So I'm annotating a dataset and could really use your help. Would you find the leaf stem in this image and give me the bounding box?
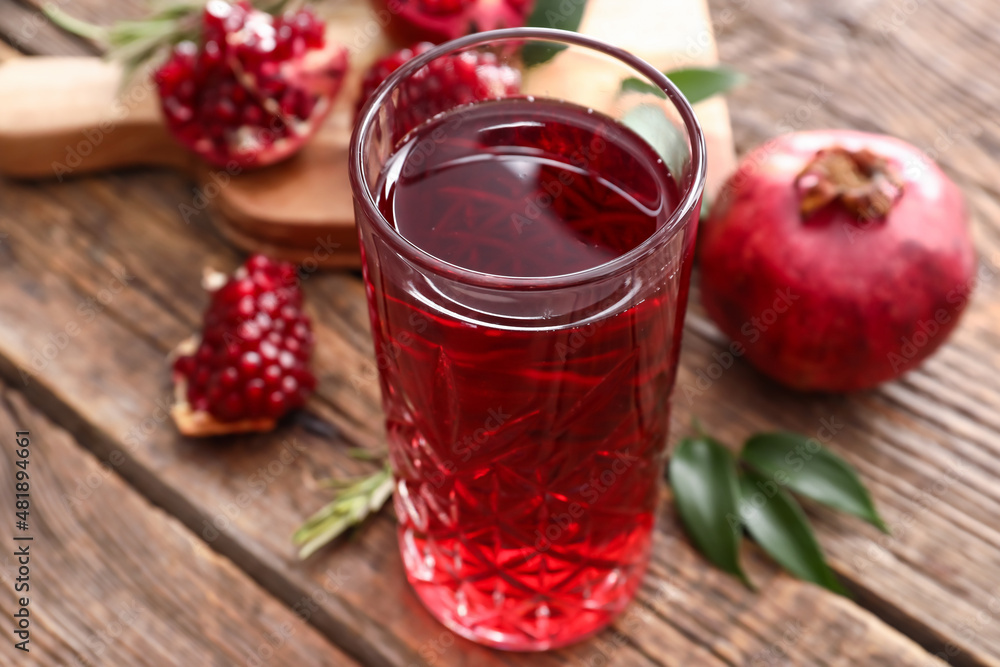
[44,5,107,43]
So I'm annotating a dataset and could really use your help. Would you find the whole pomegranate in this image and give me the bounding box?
[699,130,976,392]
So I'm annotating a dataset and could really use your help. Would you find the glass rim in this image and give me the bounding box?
[349,27,707,291]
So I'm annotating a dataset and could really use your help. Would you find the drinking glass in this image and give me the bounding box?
[350,27,705,650]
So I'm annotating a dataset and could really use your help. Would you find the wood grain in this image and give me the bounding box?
[0,0,735,265]
[0,167,946,666]
[686,0,1000,663]
[0,382,357,666]
[0,0,996,665]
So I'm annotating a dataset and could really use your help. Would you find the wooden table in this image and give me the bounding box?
[1,0,998,665]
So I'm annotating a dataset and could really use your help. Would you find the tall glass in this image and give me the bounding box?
[350,28,705,650]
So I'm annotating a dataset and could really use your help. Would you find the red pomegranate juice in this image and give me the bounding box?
[365,99,689,649]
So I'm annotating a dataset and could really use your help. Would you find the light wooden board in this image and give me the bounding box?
[0,0,735,265]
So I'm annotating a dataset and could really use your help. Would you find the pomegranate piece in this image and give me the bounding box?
[355,42,520,140]
[699,130,976,392]
[154,0,348,168]
[171,255,317,436]
[375,0,533,43]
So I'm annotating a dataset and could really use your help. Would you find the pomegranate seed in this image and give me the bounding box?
[265,391,287,418]
[173,255,316,423]
[240,351,262,375]
[153,1,347,168]
[355,43,520,140]
[263,365,283,385]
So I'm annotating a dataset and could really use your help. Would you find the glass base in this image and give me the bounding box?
[400,527,649,651]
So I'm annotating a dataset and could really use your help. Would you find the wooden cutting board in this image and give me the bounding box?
[0,0,734,267]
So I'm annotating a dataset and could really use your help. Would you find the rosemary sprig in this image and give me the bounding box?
[45,2,202,84]
[43,0,311,86]
[293,462,394,559]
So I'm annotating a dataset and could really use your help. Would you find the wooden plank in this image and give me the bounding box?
[698,0,1000,664]
[704,2,1000,665]
[0,383,358,666]
[0,0,995,665]
[0,169,946,666]
[1,0,736,265]
[0,0,95,56]
[0,37,19,61]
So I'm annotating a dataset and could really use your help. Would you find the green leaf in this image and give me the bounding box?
[522,0,588,67]
[293,463,394,559]
[698,193,713,223]
[741,432,889,533]
[622,104,687,175]
[669,437,751,587]
[621,66,746,105]
[620,78,665,98]
[737,470,849,596]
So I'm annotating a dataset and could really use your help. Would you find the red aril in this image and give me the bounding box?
[699,130,976,392]
[355,43,520,141]
[172,254,317,436]
[155,0,348,168]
